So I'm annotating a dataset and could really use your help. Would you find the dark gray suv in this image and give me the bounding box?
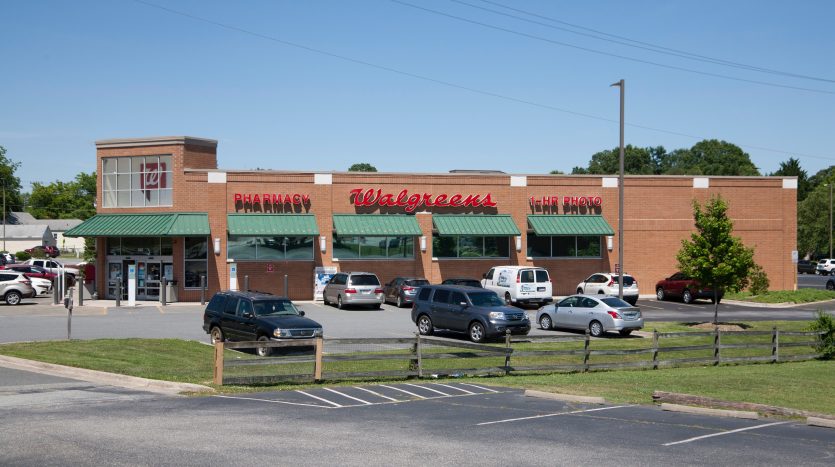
[410,285,530,343]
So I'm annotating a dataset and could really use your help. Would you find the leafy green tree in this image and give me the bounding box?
[348,163,377,172]
[676,196,756,324]
[0,146,23,220]
[770,157,810,201]
[549,169,564,175]
[27,172,96,220]
[572,145,669,175]
[671,140,760,176]
[798,180,833,257]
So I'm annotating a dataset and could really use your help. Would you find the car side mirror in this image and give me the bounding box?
[298,310,305,316]
[243,311,254,319]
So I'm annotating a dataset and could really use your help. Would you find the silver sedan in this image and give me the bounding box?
[536,294,643,337]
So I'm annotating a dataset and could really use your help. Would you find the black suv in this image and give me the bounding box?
[203,291,323,357]
[411,285,530,343]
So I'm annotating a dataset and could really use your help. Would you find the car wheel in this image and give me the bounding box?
[539,315,552,330]
[469,321,486,343]
[577,288,583,294]
[827,280,835,291]
[682,289,693,304]
[504,293,512,306]
[619,329,633,337]
[627,297,638,306]
[337,295,345,310]
[589,320,604,338]
[656,287,665,301]
[4,291,21,306]
[417,315,434,336]
[209,326,225,344]
[323,294,330,306]
[256,336,271,357]
[396,295,403,308]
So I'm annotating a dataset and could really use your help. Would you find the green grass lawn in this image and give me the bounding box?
[725,288,835,303]
[0,321,830,414]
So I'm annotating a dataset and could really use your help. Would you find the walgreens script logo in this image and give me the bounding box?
[140,162,167,190]
[350,188,497,212]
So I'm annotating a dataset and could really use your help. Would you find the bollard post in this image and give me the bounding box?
[77,274,84,307]
[64,287,73,340]
[284,274,288,297]
[116,281,121,307]
[244,275,249,292]
[53,277,60,305]
[200,275,206,305]
[160,277,167,306]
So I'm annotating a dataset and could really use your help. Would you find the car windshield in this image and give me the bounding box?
[459,280,481,287]
[612,275,635,286]
[406,279,430,287]
[253,300,300,316]
[601,297,632,308]
[351,274,380,286]
[468,292,504,307]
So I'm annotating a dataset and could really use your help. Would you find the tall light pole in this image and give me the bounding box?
[611,79,625,300]
[829,183,833,259]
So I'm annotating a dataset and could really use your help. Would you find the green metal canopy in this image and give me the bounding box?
[333,214,422,236]
[64,213,210,237]
[228,214,319,236]
[433,215,521,236]
[528,215,615,236]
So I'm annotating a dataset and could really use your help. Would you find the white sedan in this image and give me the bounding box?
[29,277,53,296]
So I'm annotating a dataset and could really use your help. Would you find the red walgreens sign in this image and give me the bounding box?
[140,162,167,190]
[350,188,497,213]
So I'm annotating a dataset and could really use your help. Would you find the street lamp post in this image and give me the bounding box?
[611,79,625,300]
[829,183,832,259]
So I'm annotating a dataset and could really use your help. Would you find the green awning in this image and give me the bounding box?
[433,215,521,236]
[528,215,615,236]
[64,213,210,237]
[228,214,319,236]
[333,214,422,236]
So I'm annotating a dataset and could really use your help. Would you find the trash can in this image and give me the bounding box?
[166,280,178,303]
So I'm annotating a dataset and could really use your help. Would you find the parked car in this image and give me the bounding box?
[481,266,553,307]
[817,259,835,276]
[536,294,643,337]
[24,245,60,258]
[0,252,14,264]
[441,278,483,288]
[575,273,639,305]
[0,270,36,305]
[25,259,80,281]
[0,264,58,281]
[28,276,53,296]
[202,291,323,357]
[411,284,530,343]
[655,272,723,304]
[383,277,430,308]
[797,260,817,274]
[322,272,384,309]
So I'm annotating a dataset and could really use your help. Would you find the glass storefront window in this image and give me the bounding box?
[105,238,172,257]
[227,236,314,261]
[101,155,173,208]
[528,234,602,258]
[333,235,414,259]
[184,237,208,289]
[431,235,509,258]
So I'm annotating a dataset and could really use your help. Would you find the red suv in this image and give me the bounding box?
[655,272,723,304]
[24,246,60,258]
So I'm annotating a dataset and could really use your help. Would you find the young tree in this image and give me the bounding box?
[676,196,756,324]
[348,163,377,172]
[770,157,810,201]
[0,145,24,220]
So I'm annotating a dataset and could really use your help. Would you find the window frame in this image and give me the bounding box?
[526,233,602,259]
[431,234,510,259]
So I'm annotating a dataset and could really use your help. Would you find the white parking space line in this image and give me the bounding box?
[322,387,372,405]
[354,386,400,402]
[296,390,344,408]
[477,405,635,426]
[432,383,476,395]
[662,421,791,446]
[459,383,500,393]
[213,395,329,409]
[379,384,427,399]
[637,303,664,310]
[404,383,451,396]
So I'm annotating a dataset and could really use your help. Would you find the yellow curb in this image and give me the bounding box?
[661,403,758,419]
[524,389,606,404]
[807,417,835,429]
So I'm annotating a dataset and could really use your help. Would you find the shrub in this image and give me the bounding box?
[15,251,31,261]
[808,311,835,359]
[747,263,770,295]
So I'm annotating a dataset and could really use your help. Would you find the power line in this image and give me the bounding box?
[391,0,835,95]
[129,0,835,164]
[461,0,835,84]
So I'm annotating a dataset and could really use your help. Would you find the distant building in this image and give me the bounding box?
[5,212,84,253]
[0,224,54,254]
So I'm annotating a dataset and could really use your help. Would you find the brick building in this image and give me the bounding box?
[66,136,798,302]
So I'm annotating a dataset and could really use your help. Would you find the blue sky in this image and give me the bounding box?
[3,0,834,193]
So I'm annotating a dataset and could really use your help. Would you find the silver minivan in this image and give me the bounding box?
[323,272,384,309]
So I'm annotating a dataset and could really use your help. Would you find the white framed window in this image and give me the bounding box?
[102,155,173,207]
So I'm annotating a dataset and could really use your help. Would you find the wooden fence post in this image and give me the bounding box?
[416,332,423,378]
[314,336,323,382]
[713,327,721,366]
[213,341,224,385]
[504,329,511,375]
[772,326,779,363]
[651,329,659,370]
[583,331,591,372]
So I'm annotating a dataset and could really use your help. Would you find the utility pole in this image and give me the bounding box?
[611,79,625,300]
[2,185,5,253]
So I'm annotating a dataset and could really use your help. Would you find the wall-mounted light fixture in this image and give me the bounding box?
[213,238,221,255]
[420,236,427,252]
[515,236,522,252]
[319,236,327,253]
[607,236,614,251]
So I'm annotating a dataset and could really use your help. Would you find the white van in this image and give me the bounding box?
[481,266,553,307]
